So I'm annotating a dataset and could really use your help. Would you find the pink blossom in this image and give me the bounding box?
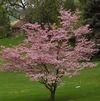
[1,9,98,100]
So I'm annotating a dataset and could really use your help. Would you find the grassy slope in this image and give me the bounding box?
[0,36,24,47]
[0,37,100,101]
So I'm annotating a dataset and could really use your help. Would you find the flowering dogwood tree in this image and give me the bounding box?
[1,9,97,101]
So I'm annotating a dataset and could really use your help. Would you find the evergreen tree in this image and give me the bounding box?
[84,0,100,38]
[0,5,10,38]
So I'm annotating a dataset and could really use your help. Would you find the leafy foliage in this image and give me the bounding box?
[27,0,60,24]
[84,0,100,38]
[2,0,61,24]
[63,0,76,11]
[0,5,10,38]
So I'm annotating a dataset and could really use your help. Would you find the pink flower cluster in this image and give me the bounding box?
[1,9,98,90]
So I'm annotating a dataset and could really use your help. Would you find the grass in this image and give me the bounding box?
[0,36,100,101]
[0,62,100,101]
[0,35,24,47]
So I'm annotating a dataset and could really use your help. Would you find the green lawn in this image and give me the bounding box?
[0,62,100,101]
[0,37,100,101]
[0,36,24,47]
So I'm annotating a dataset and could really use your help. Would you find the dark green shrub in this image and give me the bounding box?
[84,0,100,38]
[0,5,11,38]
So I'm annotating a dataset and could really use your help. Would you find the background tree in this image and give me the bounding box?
[2,0,61,24]
[78,0,88,9]
[83,0,100,57]
[84,0,100,38]
[28,0,60,24]
[1,0,29,19]
[63,0,76,11]
[0,4,10,38]
[1,9,97,101]
[61,0,87,11]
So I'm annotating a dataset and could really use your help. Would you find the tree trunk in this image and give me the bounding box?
[50,90,56,101]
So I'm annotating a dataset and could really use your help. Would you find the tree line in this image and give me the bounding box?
[0,0,100,42]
